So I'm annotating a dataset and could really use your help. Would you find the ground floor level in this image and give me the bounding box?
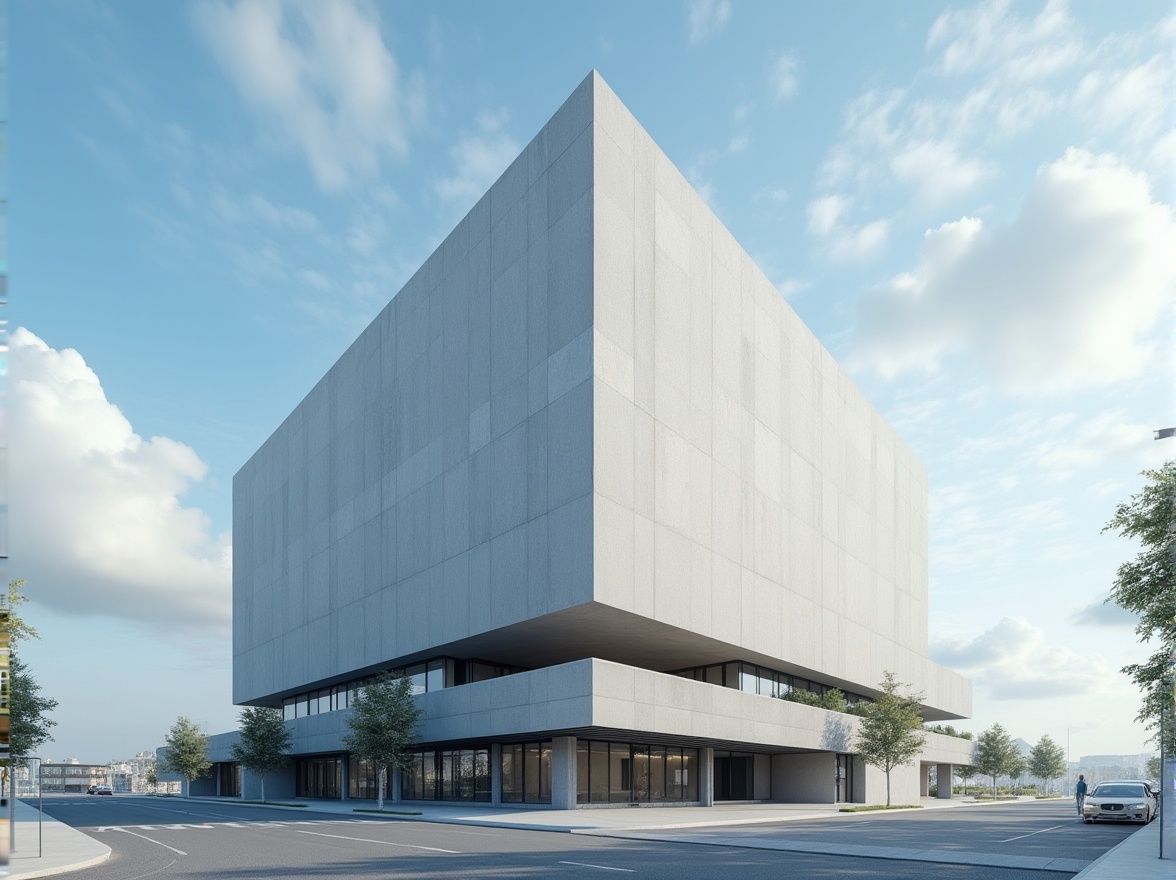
[195,735,959,810]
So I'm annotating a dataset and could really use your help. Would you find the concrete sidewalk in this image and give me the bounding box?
[1072,819,1167,879]
[7,798,111,880]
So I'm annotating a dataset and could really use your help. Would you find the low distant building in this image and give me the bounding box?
[39,762,107,794]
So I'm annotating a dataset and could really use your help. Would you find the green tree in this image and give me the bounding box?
[1145,755,1160,781]
[343,673,421,810]
[230,707,292,803]
[9,655,57,759]
[6,580,57,762]
[161,717,211,798]
[973,724,1019,798]
[852,671,926,806]
[1007,752,1027,795]
[1027,735,1066,795]
[146,759,158,793]
[1102,460,1176,756]
[956,764,977,796]
[780,687,848,713]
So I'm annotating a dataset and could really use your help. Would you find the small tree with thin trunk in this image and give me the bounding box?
[230,707,292,803]
[852,671,926,806]
[956,764,976,796]
[1007,753,1027,795]
[343,673,421,810]
[973,723,1019,799]
[161,717,211,798]
[1027,735,1066,795]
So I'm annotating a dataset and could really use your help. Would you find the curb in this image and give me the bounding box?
[9,848,111,880]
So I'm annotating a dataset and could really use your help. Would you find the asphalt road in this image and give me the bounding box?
[38,795,1134,880]
[629,799,1140,864]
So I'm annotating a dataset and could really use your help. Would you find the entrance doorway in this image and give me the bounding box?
[836,754,854,803]
[713,752,754,800]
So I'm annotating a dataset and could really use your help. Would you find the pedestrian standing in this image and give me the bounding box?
[1075,774,1088,818]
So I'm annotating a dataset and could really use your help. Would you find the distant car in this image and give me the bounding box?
[86,785,98,795]
[1082,781,1156,824]
[94,785,113,796]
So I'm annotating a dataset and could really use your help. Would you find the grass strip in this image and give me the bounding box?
[838,804,923,812]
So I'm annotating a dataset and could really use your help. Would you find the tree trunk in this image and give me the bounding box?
[260,775,266,804]
[183,777,189,799]
[377,767,385,811]
[885,769,891,806]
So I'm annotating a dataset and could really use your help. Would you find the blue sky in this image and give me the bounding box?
[12,0,1173,762]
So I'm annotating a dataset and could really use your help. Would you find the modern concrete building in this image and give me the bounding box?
[197,72,972,807]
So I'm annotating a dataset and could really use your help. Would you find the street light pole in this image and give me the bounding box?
[1154,427,1174,861]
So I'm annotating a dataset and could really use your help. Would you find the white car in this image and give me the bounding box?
[1082,780,1156,824]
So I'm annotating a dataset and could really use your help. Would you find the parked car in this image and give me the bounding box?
[86,785,98,795]
[1082,780,1156,824]
[94,785,113,796]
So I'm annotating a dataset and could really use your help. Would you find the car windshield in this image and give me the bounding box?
[1091,784,1146,798]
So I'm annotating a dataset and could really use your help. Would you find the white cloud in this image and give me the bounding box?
[851,149,1174,392]
[806,194,890,261]
[807,194,848,237]
[890,140,995,205]
[688,0,731,45]
[193,0,421,192]
[927,0,1083,82]
[10,329,231,633]
[1070,595,1137,629]
[822,2,1172,211]
[931,616,1118,699]
[436,111,520,206]
[771,53,799,100]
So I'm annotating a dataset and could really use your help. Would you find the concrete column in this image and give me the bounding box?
[215,766,221,797]
[340,758,349,801]
[698,747,715,806]
[389,767,402,804]
[936,764,953,799]
[490,744,503,806]
[920,765,930,797]
[551,736,578,810]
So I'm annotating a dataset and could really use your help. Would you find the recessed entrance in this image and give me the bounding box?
[713,752,755,801]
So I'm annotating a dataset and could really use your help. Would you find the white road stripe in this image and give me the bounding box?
[558,861,636,873]
[113,828,188,855]
[288,828,460,853]
[999,823,1069,842]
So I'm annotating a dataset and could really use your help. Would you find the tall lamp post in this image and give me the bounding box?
[1154,427,1174,861]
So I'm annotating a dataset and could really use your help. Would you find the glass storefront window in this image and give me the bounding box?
[501,742,551,804]
[402,749,491,802]
[580,740,699,804]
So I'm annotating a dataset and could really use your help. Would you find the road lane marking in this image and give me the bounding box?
[558,861,636,873]
[999,823,1069,843]
[112,828,188,855]
[287,828,460,853]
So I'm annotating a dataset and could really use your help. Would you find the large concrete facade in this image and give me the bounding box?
[219,72,972,807]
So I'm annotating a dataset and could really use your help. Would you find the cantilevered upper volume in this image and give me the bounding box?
[219,71,971,808]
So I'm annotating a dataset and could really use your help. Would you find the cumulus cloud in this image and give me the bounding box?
[436,111,520,206]
[931,616,1117,699]
[193,0,421,192]
[688,0,731,45]
[850,149,1173,392]
[771,53,799,100]
[1070,596,1137,629]
[10,329,231,633]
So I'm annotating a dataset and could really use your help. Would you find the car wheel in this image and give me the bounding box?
[1083,818,1093,824]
